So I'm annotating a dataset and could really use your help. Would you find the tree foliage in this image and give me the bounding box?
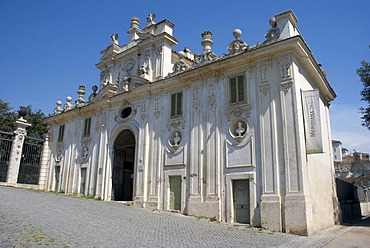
[0,100,16,132]
[0,99,47,138]
[357,60,370,130]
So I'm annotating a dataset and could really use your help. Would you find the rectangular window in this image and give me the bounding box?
[58,125,65,142]
[229,75,245,105]
[170,92,183,118]
[83,118,92,136]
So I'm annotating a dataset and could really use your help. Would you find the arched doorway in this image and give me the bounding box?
[112,129,136,201]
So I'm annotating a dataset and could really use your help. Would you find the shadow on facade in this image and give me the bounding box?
[336,178,362,223]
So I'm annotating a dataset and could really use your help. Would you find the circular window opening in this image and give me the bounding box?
[121,107,132,119]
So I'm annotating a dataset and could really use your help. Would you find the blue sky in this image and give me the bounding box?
[1,0,369,152]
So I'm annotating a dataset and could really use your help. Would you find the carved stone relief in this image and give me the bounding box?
[124,58,136,76]
[138,49,150,78]
[101,66,112,86]
[80,136,92,164]
[55,142,65,163]
[281,62,292,81]
[167,119,186,132]
[191,86,201,111]
[258,62,268,83]
[156,46,162,56]
[281,80,293,92]
[279,55,294,93]
[155,47,162,78]
[260,83,270,96]
[140,97,147,121]
[225,105,251,120]
[208,82,216,109]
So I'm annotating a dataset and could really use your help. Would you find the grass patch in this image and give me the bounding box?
[209,216,217,222]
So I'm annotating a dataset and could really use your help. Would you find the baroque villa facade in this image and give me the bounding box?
[43,10,338,235]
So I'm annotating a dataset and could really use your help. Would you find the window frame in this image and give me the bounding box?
[83,117,92,137]
[58,125,65,142]
[170,91,183,119]
[228,73,246,106]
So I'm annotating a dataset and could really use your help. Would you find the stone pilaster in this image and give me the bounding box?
[258,62,282,232]
[278,56,312,235]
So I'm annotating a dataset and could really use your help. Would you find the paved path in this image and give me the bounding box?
[0,186,368,247]
[322,215,370,248]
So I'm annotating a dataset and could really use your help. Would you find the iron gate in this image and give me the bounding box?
[0,131,13,182]
[17,135,43,185]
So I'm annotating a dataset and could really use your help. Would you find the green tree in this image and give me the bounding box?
[21,105,47,139]
[0,99,16,132]
[357,60,370,130]
[0,100,47,138]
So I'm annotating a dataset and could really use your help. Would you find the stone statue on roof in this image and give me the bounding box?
[146,13,156,26]
[227,29,248,55]
[264,17,280,43]
[111,33,119,45]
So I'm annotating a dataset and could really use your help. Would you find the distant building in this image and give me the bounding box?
[43,10,338,235]
[332,140,342,163]
[333,147,370,200]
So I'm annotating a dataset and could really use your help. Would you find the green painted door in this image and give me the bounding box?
[80,168,87,195]
[55,166,60,192]
[233,180,250,224]
[169,176,182,211]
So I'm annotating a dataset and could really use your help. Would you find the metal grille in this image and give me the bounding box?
[17,136,43,185]
[0,131,13,182]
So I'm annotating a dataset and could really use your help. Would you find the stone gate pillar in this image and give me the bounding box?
[38,133,51,190]
[6,111,31,184]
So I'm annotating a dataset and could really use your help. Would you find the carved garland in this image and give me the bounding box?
[226,105,251,120]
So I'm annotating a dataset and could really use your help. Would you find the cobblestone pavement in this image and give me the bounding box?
[0,186,359,247]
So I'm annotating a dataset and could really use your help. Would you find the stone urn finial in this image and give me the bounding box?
[227,29,248,54]
[75,85,87,108]
[269,16,277,28]
[201,31,213,54]
[18,107,27,120]
[264,16,280,42]
[92,85,98,93]
[130,17,140,29]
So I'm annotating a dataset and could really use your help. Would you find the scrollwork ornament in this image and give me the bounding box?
[281,80,293,94]
[260,83,270,96]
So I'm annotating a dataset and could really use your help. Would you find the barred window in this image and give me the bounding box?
[170,92,183,118]
[229,75,245,105]
[58,125,65,142]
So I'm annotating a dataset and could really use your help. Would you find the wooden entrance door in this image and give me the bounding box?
[233,180,250,224]
[169,176,182,211]
[112,130,135,201]
[55,166,60,192]
[80,168,87,195]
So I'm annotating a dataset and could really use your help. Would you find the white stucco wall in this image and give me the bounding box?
[44,10,337,235]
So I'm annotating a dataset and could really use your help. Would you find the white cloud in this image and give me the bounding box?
[330,104,370,153]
